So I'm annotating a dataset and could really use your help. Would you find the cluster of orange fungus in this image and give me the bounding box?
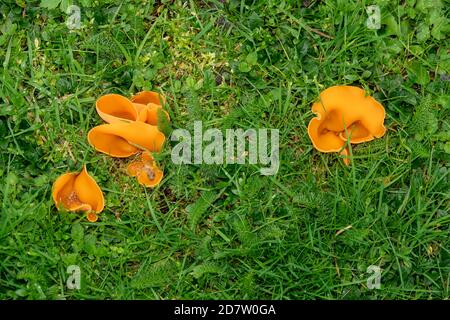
[52,165,104,222]
[307,86,386,165]
[52,91,168,222]
[95,93,169,126]
[127,152,163,188]
[89,91,168,157]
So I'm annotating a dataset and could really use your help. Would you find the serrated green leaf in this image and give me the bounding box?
[191,263,223,279]
[409,96,438,136]
[131,260,176,288]
[187,191,217,230]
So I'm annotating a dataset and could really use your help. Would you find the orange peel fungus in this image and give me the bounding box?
[127,151,163,188]
[96,92,170,125]
[88,91,169,158]
[131,91,170,125]
[89,90,168,189]
[52,91,169,222]
[87,121,166,157]
[307,85,386,165]
[52,165,104,222]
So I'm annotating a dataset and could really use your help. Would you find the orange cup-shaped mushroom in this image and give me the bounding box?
[131,91,170,125]
[307,85,386,165]
[87,121,166,157]
[95,92,169,126]
[96,94,138,124]
[52,165,104,222]
[127,151,163,187]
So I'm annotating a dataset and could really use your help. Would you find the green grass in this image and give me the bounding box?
[0,0,449,299]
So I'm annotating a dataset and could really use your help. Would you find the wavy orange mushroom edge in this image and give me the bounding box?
[52,165,104,222]
[307,85,386,165]
[53,91,168,222]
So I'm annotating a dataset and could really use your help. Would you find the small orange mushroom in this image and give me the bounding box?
[131,91,170,125]
[127,151,163,187]
[87,121,166,157]
[134,102,170,125]
[95,91,169,126]
[52,165,104,222]
[307,85,386,165]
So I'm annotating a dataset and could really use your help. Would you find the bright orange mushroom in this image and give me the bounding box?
[307,85,386,165]
[95,92,169,126]
[134,102,170,125]
[131,91,166,105]
[131,91,170,125]
[89,91,169,157]
[96,94,138,124]
[127,151,163,187]
[52,165,104,222]
[87,121,166,157]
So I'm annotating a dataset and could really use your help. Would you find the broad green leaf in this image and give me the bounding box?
[246,52,258,66]
[382,14,399,36]
[407,62,430,86]
[60,0,72,12]
[40,0,61,9]
[83,234,97,255]
[431,17,448,40]
[239,61,251,73]
[416,23,430,42]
